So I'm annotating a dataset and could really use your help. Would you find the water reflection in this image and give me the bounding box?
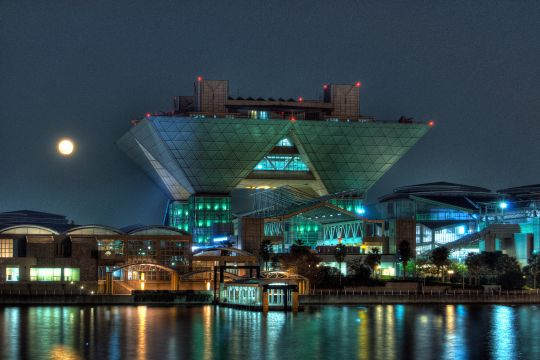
[0,305,539,359]
[491,306,516,360]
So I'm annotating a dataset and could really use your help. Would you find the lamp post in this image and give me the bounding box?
[499,201,508,221]
[447,269,454,285]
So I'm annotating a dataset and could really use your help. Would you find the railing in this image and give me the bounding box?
[306,288,540,297]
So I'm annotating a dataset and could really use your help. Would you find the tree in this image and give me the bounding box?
[524,255,540,288]
[430,246,450,282]
[312,266,341,289]
[397,240,413,278]
[364,248,382,277]
[259,240,272,271]
[334,244,347,284]
[465,251,524,289]
[499,270,526,290]
[465,253,486,286]
[280,244,321,280]
[349,258,372,282]
[415,258,438,280]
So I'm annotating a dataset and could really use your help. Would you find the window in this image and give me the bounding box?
[248,110,269,119]
[0,239,14,258]
[6,267,19,281]
[64,268,80,281]
[254,155,309,171]
[30,268,62,281]
[276,138,293,147]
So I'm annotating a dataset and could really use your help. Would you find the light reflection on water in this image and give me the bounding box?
[0,305,539,359]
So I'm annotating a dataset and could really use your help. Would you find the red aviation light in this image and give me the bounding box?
[323,84,328,90]
[145,113,151,118]
[290,116,296,122]
[197,76,203,82]
[428,120,435,127]
[355,81,362,88]
[298,96,303,102]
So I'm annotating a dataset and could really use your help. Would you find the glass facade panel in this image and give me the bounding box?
[6,267,19,281]
[248,110,269,119]
[127,240,156,257]
[0,239,14,258]
[64,268,80,281]
[254,155,309,171]
[190,196,231,244]
[97,239,124,256]
[225,285,261,306]
[30,268,62,281]
[267,288,292,306]
[330,198,364,214]
[433,224,473,245]
[288,217,320,247]
[276,138,293,147]
[159,240,189,267]
[416,208,473,221]
[168,201,190,232]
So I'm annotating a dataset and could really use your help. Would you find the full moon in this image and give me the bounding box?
[57,139,75,156]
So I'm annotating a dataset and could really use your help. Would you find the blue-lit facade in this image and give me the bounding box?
[377,182,496,257]
[377,182,540,265]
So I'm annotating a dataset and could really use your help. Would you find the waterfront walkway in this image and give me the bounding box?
[1,289,540,305]
[301,289,540,304]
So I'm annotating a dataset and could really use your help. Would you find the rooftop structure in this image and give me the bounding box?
[118,78,431,244]
[0,210,74,233]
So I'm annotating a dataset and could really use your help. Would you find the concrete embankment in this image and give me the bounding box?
[300,292,540,305]
[2,291,540,306]
[0,291,213,305]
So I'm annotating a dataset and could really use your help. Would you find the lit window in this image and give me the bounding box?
[0,239,13,258]
[64,268,80,282]
[30,268,62,281]
[276,138,293,147]
[253,155,309,171]
[6,267,19,281]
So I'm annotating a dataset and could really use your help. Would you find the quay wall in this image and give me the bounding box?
[0,291,213,305]
[300,291,540,305]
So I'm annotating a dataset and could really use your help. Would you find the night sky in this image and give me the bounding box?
[1,1,539,226]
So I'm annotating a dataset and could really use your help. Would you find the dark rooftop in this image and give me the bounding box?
[0,210,75,233]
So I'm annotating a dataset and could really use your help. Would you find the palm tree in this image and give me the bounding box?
[259,240,272,271]
[525,254,540,288]
[397,240,412,278]
[334,243,347,284]
[364,248,382,278]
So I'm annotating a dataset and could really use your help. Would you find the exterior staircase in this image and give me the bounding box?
[421,223,521,255]
[113,280,135,295]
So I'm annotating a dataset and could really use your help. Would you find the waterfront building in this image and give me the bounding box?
[377,182,498,258]
[477,184,540,265]
[117,77,431,249]
[375,183,540,266]
[222,279,299,312]
[0,211,190,294]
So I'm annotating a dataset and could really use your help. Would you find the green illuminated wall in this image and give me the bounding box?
[330,198,365,215]
[287,216,320,247]
[167,196,232,244]
[168,201,190,232]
